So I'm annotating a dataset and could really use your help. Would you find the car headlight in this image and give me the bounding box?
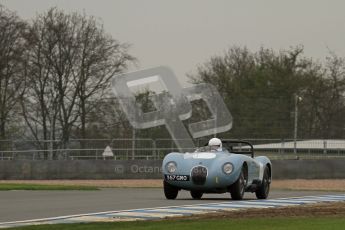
[223,162,233,175]
[166,161,177,173]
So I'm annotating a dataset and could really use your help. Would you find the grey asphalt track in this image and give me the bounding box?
[0,188,342,222]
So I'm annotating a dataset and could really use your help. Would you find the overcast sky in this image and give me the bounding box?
[2,0,345,86]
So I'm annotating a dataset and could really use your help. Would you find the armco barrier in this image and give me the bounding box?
[0,159,344,179]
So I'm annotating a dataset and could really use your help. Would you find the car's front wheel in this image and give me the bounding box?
[255,166,271,199]
[190,190,203,199]
[163,180,178,199]
[230,166,247,200]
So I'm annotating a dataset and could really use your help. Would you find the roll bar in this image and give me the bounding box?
[205,140,254,158]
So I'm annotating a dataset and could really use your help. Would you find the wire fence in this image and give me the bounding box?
[1,138,345,160]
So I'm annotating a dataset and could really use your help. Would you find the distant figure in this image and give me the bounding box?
[208,138,222,151]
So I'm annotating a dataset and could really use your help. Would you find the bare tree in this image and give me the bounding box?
[20,10,59,153]
[22,8,134,157]
[74,13,134,140]
[0,5,26,141]
[315,53,345,138]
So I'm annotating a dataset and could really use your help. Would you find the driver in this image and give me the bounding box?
[208,138,222,151]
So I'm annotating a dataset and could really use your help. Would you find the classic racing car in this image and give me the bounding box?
[162,138,272,200]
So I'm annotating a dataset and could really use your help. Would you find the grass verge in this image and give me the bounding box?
[0,183,98,191]
[7,217,345,230]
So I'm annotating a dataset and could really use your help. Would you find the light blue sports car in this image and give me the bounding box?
[162,138,272,200]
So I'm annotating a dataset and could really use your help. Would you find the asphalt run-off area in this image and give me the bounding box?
[0,189,344,224]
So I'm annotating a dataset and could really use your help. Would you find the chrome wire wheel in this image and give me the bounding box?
[255,166,271,199]
[230,166,247,200]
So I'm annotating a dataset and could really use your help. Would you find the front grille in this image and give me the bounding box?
[191,166,207,185]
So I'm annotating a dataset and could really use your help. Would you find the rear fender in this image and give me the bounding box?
[254,156,272,181]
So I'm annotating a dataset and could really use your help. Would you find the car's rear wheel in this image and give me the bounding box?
[255,166,271,199]
[230,166,247,200]
[163,180,178,199]
[190,190,203,199]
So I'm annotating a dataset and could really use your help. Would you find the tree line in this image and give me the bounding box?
[0,6,134,152]
[1,5,345,154]
[189,46,345,139]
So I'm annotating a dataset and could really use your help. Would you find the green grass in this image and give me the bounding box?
[0,183,98,191]
[7,217,345,230]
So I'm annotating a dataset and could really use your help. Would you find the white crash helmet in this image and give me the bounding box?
[208,138,222,151]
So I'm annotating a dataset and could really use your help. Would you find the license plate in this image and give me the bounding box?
[165,174,190,181]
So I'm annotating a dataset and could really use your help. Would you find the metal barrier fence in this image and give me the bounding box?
[1,138,345,160]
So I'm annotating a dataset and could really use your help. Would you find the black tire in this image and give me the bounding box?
[190,190,203,199]
[255,166,271,199]
[230,166,247,200]
[163,180,178,199]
